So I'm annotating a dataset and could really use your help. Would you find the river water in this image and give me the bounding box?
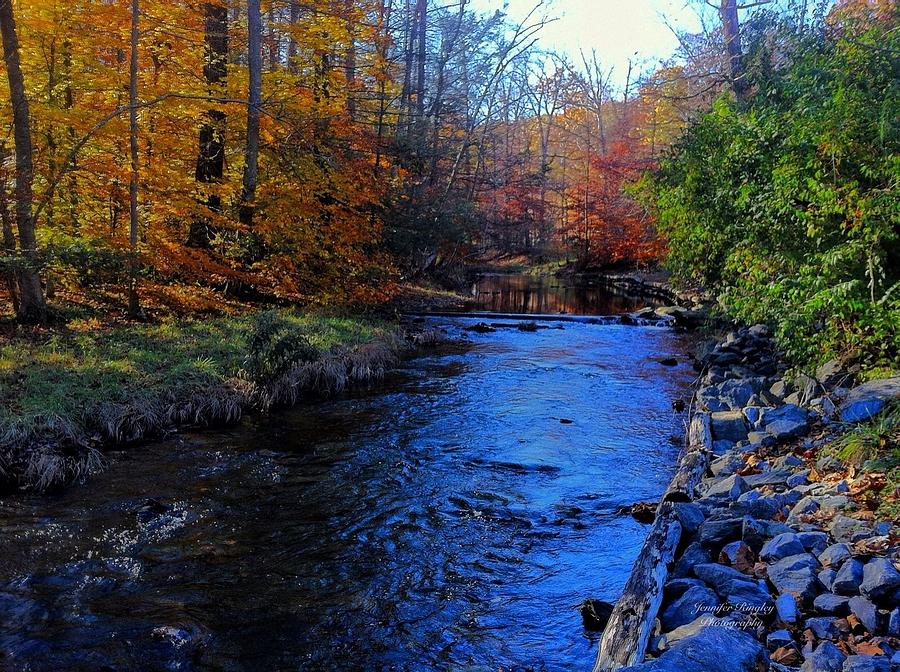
[0,276,695,672]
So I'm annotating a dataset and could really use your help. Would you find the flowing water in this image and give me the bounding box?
[0,276,695,672]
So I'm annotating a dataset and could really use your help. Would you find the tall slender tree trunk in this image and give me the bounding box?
[127,0,142,317]
[344,0,357,120]
[287,1,300,71]
[398,0,415,136]
[413,0,427,149]
[720,0,746,100]
[191,1,228,248]
[0,0,46,322]
[240,0,262,228]
[0,144,19,313]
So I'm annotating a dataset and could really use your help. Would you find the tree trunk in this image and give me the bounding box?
[0,0,46,322]
[413,0,427,147]
[0,144,19,313]
[344,0,357,120]
[398,0,415,136]
[191,1,228,248]
[127,0,142,317]
[593,413,714,672]
[240,0,262,228]
[720,0,746,100]
[287,1,300,71]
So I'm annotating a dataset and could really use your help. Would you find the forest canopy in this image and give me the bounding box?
[0,0,897,367]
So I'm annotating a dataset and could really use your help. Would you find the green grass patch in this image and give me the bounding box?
[824,402,900,520]
[0,309,396,429]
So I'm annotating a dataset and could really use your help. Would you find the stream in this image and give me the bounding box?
[0,275,696,672]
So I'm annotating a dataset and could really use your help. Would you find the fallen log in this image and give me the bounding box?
[592,412,713,672]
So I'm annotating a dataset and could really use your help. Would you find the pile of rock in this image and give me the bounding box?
[619,325,900,672]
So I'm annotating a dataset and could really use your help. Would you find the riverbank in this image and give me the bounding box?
[0,309,441,493]
[596,318,900,671]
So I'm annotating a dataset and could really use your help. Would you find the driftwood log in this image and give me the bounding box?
[592,412,713,672]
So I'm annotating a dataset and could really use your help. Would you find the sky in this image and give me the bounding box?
[468,0,709,90]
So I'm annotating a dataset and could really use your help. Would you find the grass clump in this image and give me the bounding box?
[0,310,401,491]
[825,402,900,520]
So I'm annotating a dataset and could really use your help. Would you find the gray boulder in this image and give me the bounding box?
[710,453,744,477]
[816,359,855,389]
[818,568,837,592]
[832,559,864,596]
[671,543,711,579]
[847,595,878,634]
[694,563,757,597]
[673,502,706,537]
[798,532,829,554]
[838,376,900,423]
[761,533,806,562]
[800,641,845,672]
[842,655,890,672]
[860,557,900,604]
[699,516,744,548]
[718,379,757,410]
[743,518,794,553]
[619,626,769,672]
[711,411,749,443]
[805,616,843,639]
[818,543,852,569]
[704,474,750,500]
[831,516,872,544]
[775,592,799,624]
[812,593,850,615]
[767,553,820,605]
[661,585,720,631]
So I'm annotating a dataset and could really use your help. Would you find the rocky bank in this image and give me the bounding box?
[612,315,900,672]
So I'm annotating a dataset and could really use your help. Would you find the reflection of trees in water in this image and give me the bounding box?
[473,275,651,315]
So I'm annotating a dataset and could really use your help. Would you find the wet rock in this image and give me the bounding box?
[832,559,865,596]
[465,322,496,333]
[812,593,851,616]
[800,641,845,672]
[657,357,679,366]
[761,533,806,562]
[839,376,900,423]
[767,553,820,605]
[699,515,744,548]
[579,599,614,632]
[775,592,799,624]
[619,626,770,672]
[704,474,750,500]
[842,655,891,672]
[805,616,844,639]
[860,557,900,604]
[661,585,720,631]
[710,411,749,443]
[847,595,878,634]
[819,544,852,569]
[630,502,656,523]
